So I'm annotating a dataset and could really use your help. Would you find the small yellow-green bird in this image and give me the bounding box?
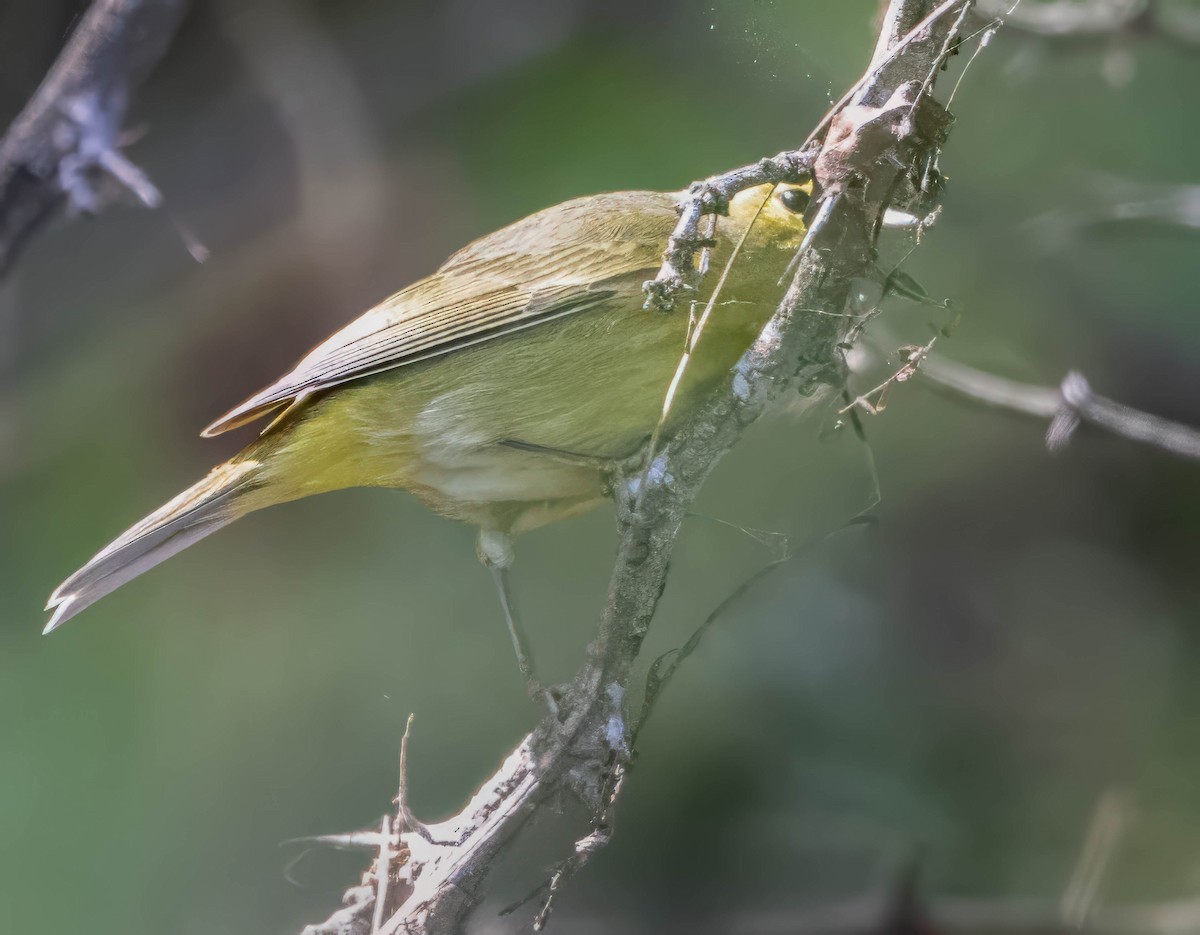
[45,181,811,678]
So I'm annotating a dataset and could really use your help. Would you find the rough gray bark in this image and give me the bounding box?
[0,0,187,274]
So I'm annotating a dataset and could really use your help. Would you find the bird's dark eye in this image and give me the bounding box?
[779,188,810,214]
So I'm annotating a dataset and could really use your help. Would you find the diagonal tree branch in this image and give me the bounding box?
[0,0,188,275]
[299,2,976,933]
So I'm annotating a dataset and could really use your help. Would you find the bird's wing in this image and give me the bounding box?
[202,277,613,436]
[202,191,680,437]
[202,250,670,438]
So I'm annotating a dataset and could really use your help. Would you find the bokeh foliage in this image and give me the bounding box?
[2,1,1199,931]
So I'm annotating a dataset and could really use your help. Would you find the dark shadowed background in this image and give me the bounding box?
[2,1,1200,932]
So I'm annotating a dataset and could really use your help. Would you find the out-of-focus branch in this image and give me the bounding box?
[219,0,389,283]
[935,895,1200,935]
[299,2,974,933]
[921,355,1200,460]
[559,794,1197,935]
[976,0,1150,37]
[639,892,1200,935]
[973,0,1200,48]
[1030,176,1200,248]
[0,0,188,275]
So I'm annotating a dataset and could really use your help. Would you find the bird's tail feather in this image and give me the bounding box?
[44,459,263,633]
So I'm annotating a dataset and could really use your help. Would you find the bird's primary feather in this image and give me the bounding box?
[43,460,262,632]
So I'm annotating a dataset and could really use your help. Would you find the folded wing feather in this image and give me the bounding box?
[202,191,679,437]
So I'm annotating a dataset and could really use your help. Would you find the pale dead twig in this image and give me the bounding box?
[839,335,944,417]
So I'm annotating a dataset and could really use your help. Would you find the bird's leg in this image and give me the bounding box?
[476,528,558,714]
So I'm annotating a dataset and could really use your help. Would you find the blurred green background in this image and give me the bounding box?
[3,1,1200,932]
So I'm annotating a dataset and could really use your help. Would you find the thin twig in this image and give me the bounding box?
[638,184,777,508]
[500,760,628,932]
[393,714,442,845]
[921,355,1200,460]
[840,336,943,417]
[642,149,817,312]
[370,815,394,934]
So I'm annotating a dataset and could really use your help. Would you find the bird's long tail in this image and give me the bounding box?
[44,458,264,634]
